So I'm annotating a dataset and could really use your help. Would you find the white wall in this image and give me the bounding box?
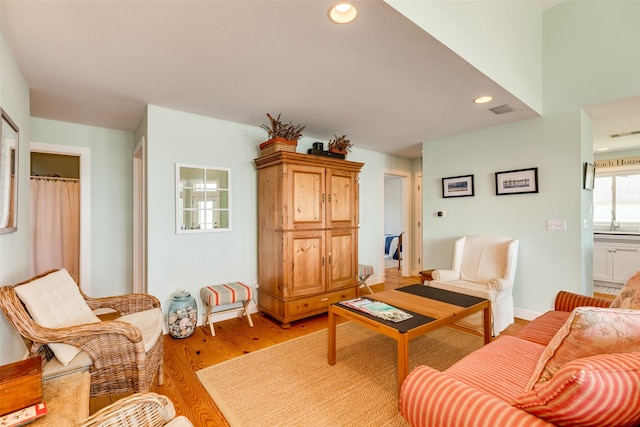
[144,105,416,320]
[0,34,32,364]
[384,177,403,235]
[386,0,543,114]
[422,1,640,318]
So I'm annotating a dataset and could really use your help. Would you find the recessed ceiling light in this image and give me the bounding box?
[473,96,493,104]
[329,2,357,24]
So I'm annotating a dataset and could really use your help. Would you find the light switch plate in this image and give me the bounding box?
[546,219,567,231]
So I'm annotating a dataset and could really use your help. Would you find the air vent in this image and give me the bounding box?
[609,130,640,138]
[489,104,516,115]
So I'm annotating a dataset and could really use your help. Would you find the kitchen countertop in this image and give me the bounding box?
[594,232,640,243]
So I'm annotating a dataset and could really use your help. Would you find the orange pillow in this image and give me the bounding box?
[526,306,640,390]
[513,352,640,427]
[610,270,640,309]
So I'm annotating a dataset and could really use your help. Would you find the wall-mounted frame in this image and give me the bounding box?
[442,174,474,198]
[495,167,538,196]
[583,162,595,190]
[0,109,19,234]
[176,163,231,233]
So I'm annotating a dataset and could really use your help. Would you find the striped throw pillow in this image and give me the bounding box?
[526,307,640,390]
[512,352,640,427]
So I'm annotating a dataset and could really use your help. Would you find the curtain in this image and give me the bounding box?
[30,177,80,281]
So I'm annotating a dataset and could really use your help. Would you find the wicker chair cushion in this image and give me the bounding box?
[117,307,163,352]
[15,268,100,365]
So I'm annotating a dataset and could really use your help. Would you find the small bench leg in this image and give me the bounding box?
[361,278,374,294]
[206,304,216,336]
[242,300,254,327]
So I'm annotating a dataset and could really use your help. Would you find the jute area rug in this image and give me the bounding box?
[196,322,483,427]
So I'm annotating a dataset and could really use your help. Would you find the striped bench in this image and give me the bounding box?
[358,264,374,294]
[200,282,254,336]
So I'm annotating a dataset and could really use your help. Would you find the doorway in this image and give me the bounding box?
[133,137,147,293]
[30,143,91,291]
[383,170,411,281]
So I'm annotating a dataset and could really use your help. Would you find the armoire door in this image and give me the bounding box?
[327,228,357,291]
[285,164,325,230]
[326,168,358,229]
[286,230,326,297]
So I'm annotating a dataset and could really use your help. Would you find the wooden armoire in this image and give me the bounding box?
[254,151,363,327]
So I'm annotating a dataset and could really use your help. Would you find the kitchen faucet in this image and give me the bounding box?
[610,209,619,231]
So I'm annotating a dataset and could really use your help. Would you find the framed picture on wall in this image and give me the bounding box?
[442,174,474,198]
[495,167,538,195]
[583,162,595,190]
[0,108,19,234]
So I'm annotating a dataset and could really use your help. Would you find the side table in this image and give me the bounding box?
[419,269,435,285]
[33,369,90,426]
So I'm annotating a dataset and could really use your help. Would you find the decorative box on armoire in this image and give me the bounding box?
[254,151,363,328]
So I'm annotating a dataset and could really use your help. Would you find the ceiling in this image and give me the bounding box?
[585,96,640,154]
[0,1,636,158]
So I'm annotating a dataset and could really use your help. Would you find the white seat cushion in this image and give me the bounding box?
[15,268,100,366]
[117,307,163,352]
[429,279,495,301]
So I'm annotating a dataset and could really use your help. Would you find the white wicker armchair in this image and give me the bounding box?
[79,393,193,427]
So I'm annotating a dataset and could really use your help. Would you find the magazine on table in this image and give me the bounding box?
[339,297,412,322]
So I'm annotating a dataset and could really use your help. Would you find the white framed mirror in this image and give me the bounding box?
[176,163,231,233]
[0,109,19,234]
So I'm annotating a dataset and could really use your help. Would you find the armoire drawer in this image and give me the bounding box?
[287,288,357,316]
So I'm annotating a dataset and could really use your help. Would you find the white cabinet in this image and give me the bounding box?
[593,241,640,284]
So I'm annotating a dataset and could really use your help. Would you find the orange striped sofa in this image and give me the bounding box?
[400,271,640,427]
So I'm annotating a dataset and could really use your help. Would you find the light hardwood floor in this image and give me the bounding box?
[91,270,529,425]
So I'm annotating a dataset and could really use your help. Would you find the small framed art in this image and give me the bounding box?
[495,167,538,195]
[442,175,474,198]
[583,162,595,190]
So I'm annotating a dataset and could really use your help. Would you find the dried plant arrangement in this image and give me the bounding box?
[261,113,306,142]
[328,134,353,153]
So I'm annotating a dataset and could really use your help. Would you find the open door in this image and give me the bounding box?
[383,170,410,280]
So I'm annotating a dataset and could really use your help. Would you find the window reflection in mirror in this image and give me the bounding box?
[0,109,19,234]
[176,164,231,233]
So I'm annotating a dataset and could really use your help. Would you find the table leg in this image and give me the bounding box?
[328,307,337,366]
[483,302,492,344]
[397,335,409,394]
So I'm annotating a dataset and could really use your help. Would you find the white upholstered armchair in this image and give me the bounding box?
[430,235,519,336]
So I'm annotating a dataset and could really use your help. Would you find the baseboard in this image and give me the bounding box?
[514,307,542,322]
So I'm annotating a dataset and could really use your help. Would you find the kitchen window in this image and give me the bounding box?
[593,167,640,232]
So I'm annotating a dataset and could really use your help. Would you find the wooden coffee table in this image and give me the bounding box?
[327,284,491,394]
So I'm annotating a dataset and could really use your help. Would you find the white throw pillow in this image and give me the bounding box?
[15,268,100,366]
